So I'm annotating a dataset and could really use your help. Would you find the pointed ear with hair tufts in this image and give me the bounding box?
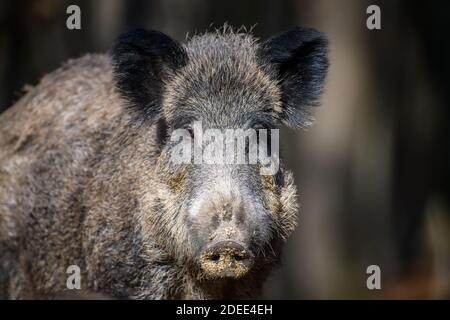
[111,29,188,122]
[259,27,329,128]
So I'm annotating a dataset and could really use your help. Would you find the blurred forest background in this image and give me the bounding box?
[0,0,449,299]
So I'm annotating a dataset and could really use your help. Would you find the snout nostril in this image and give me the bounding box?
[200,240,254,278]
[208,252,245,263]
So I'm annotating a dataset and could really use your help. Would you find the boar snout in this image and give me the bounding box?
[199,240,254,279]
[189,184,268,279]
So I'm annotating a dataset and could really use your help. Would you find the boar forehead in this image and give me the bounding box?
[163,33,282,128]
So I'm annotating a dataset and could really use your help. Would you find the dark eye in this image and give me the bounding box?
[175,118,194,138]
[184,126,194,138]
[254,125,273,155]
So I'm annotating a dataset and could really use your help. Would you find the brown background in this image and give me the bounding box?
[0,0,449,299]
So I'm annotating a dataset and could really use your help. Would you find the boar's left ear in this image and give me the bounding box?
[259,27,329,128]
[111,29,188,121]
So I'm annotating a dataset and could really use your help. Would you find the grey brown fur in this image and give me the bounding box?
[0,27,328,299]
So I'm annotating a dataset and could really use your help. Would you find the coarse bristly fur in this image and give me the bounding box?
[0,26,328,299]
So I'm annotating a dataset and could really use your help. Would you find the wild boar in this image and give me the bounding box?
[0,26,328,299]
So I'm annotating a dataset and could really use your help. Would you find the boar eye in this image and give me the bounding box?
[186,127,194,138]
[253,124,266,131]
[179,124,194,138]
[173,117,195,137]
[255,125,273,155]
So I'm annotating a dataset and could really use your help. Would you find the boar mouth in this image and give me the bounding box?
[198,240,254,279]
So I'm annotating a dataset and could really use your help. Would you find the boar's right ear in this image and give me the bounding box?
[111,29,188,121]
[259,27,329,128]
